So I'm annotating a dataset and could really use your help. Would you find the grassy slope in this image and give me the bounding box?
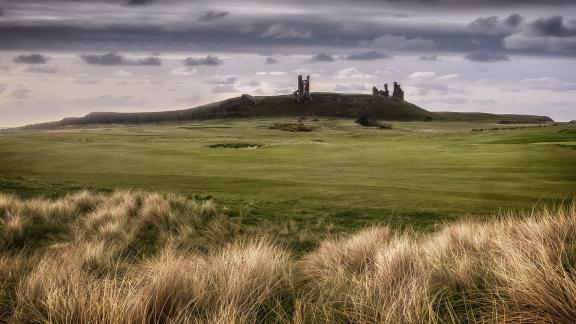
[22,93,551,129]
[0,119,574,231]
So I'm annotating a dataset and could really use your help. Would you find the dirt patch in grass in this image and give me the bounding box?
[270,122,315,132]
[208,143,264,149]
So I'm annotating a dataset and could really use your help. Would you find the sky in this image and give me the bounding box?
[0,0,575,127]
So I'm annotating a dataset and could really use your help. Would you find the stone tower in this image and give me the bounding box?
[294,75,311,103]
[392,82,404,100]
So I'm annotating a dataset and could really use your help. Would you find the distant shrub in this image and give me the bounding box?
[355,116,393,129]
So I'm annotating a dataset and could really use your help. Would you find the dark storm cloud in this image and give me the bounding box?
[528,16,576,37]
[0,7,4,17]
[13,53,49,64]
[306,53,334,62]
[1,1,575,58]
[344,51,391,61]
[183,55,223,66]
[464,50,510,62]
[80,52,162,66]
[198,11,230,22]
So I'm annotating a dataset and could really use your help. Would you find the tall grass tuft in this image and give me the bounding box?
[0,191,574,323]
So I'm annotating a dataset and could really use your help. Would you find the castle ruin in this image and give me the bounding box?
[293,75,311,103]
[373,82,404,100]
[372,83,390,97]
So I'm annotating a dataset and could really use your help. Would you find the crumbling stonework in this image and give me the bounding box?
[293,75,311,103]
[392,82,404,100]
[373,82,404,100]
[372,83,390,97]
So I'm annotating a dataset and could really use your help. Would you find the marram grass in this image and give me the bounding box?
[0,191,575,323]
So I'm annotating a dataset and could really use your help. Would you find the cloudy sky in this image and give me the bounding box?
[1,0,575,126]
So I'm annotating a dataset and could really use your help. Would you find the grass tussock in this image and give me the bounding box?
[0,191,575,323]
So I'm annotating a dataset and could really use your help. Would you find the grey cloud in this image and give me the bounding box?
[361,35,437,51]
[334,83,368,93]
[127,0,151,6]
[0,7,4,17]
[473,99,497,106]
[344,51,391,61]
[198,11,230,22]
[468,14,524,35]
[266,57,279,64]
[528,16,576,37]
[137,56,162,65]
[412,83,467,96]
[10,88,32,100]
[429,97,469,105]
[69,95,147,107]
[207,75,239,84]
[80,53,161,66]
[0,3,573,59]
[22,65,59,74]
[419,54,439,61]
[505,14,524,28]
[212,84,239,93]
[14,53,49,64]
[381,0,574,4]
[505,33,576,54]
[74,76,101,85]
[521,77,576,92]
[0,83,7,94]
[502,16,576,54]
[242,80,262,87]
[183,55,223,66]
[307,53,334,62]
[464,50,510,62]
[261,24,313,39]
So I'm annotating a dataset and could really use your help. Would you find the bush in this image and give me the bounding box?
[355,116,392,129]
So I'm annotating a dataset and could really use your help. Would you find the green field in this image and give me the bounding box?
[1,118,575,232]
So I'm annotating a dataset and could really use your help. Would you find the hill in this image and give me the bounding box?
[22,93,552,129]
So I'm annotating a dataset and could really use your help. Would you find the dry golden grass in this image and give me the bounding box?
[0,191,574,323]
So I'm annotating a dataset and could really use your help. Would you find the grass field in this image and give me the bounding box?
[0,118,575,235]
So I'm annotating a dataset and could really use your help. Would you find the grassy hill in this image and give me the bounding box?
[22,93,552,129]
